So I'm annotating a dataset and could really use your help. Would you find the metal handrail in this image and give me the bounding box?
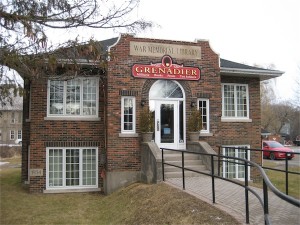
[161,148,300,225]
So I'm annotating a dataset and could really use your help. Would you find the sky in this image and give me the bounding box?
[137,0,300,103]
[16,0,300,103]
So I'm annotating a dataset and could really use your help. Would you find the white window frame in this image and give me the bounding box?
[197,98,210,133]
[121,96,136,134]
[221,83,250,121]
[46,147,98,190]
[10,130,15,140]
[18,130,22,139]
[47,77,99,118]
[222,145,250,181]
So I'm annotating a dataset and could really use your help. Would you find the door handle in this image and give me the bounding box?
[157,120,159,131]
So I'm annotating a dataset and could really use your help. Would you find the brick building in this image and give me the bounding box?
[21,34,283,193]
[0,89,23,145]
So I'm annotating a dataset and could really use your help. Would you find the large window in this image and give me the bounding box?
[46,148,98,189]
[222,84,249,118]
[197,99,209,133]
[48,78,99,117]
[222,146,250,180]
[121,97,136,133]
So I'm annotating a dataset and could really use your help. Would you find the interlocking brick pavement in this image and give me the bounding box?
[166,175,300,225]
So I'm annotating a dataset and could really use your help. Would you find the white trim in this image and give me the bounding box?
[222,83,250,119]
[221,118,252,123]
[119,133,139,138]
[44,117,100,121]
[47,77,99,118]
[221,67,284,75]
[121,96,136,134]
[197,98,210,133]
[107,34,122,61]
[44,188,101,193]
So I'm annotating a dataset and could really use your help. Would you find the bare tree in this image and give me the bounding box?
[0,0,153,105]
[292,65,300,108]
[261,78,277,130]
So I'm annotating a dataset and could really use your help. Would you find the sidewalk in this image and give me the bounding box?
[166,175,300,225]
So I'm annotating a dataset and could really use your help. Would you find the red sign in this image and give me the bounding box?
[132,55,200,81]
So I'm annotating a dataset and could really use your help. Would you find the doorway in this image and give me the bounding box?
[149,80,185,150]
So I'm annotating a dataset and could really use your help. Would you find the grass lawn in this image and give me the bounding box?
[0,157,240,225]
[249,161,300,199]
[262,161,300,199]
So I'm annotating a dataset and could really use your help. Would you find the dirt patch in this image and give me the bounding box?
[0,146,21,158]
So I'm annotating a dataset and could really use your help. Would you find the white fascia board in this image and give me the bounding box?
[220,67,284,80]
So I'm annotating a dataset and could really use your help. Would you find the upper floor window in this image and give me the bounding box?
[121,97,136,133]
[47,78,99,117]
[11,112,15,123]
[222,84,249,118]
[198,99,209,133]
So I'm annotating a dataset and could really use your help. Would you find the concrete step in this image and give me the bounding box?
[164,164,207,172]
[163,153,200,161]
[164,159,204,166]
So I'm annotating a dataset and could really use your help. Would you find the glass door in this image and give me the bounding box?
[155,100,185,149]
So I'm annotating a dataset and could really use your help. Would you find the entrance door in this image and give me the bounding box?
[155,100,185,149]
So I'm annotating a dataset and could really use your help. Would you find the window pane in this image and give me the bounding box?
[223,85,235,117]
[83,79,97,116]
[122,98,134,131]
[236,86,247,117]
[223,146,249,179]
[66,80,81,115]
[82,149,96,185]
[224,148,235,179]
[149,80,183,98]
[48,149,63,187]
[49,81,64,115]
[198,99,209,131]
[66,149,80,186]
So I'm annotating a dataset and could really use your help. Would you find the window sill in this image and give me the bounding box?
[119,133,139,138]
[200,132,213,137]
[221,118,252,123]
[44,117,100,121]
[44,188,101,193]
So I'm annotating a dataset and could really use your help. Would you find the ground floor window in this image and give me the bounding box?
[10,130,15,140]
[18,130,22,139]
[197,98,209,133]
[222,145,250,180]
[46,147,98,189]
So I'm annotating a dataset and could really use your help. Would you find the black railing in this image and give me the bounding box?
[161,148,300,225]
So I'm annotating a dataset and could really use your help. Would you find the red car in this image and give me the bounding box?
[262,141,295,160]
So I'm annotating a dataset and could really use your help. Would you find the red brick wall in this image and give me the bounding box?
[22,34,264,192]
[106,34,221,172]
[24,76,106,192]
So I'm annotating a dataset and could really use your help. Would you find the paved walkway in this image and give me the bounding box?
[166,175,300,225]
